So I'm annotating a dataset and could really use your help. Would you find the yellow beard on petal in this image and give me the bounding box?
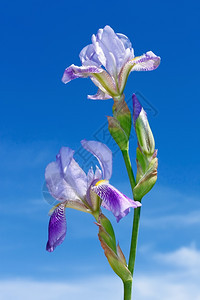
[95,179,109,186]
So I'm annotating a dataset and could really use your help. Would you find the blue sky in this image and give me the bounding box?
[1,0,200,299]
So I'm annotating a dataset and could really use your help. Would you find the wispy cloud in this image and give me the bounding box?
[155,244,200,271]
[142,210,200,227]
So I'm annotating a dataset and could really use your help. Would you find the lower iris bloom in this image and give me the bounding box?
[45,140,141,252]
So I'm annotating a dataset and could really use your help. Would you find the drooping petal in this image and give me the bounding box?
[130,51,160,71]
[62,64,103,84]
[87,88,112,100]
[81,140,112,180]
[91,70,118,97]
[119,51,161,93]
[65,200,91,213]
[46,203,66,252]
[92,181,141,222]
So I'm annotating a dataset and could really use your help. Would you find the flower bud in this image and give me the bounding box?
[133,94,155,156]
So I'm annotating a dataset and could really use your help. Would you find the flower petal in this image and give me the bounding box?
[46,203,66,252]
[58,147,87,199]
[45,147,87,201]
[45,161,80,202]
[92,181,141,222]
[79,44,102,67]
[119,51,160,93]
[130,51,160,71]
[92,26,134,77]
[87,88,112,100]
[81,140,112,180]
[91,70,118,97]
[62,64,103,84]
[87,166,102,188]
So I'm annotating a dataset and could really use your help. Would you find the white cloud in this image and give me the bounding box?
[1,272,200,300]
[0,277,122,300]
[1,246,200,300]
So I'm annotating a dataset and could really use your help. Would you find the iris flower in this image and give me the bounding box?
[62,25,160,100]
[45,140,141,252]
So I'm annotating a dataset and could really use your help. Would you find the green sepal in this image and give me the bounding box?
[96,213,132,282]
[133,156,158,200]
[112,96,132,140]
[107,95,132,151]
[99,213,116,245]
[108,116,129,151]
[117,243,127,266]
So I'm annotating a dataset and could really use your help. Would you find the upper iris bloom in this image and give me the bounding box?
[62,25,160,100]
[45,140,141,252]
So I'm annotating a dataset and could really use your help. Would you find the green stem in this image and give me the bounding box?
[127,206,141,275]
[121,149,136,192]
[121,149,141,300]
[123,281,132,300]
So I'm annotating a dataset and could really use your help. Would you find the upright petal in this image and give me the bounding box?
[46,203,66,252]
[92,26,134,78]
[79,44,102,67]
[81,140,112,180]
[87,166,102,188]
[92,181,141,222]
[45,161,81,202]
[58,147,88,199]
[62,64,103,84]
[45,147,87,202]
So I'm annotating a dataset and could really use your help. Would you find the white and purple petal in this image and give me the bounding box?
[130,51,160,72]
[81,140,112,180]
[87,88,112,100]
[46,203,66,252]
[62,64,103,84]
[92,181,141,222]
[119,51,160,93]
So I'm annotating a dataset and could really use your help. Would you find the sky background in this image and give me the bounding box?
[1,0,200,299]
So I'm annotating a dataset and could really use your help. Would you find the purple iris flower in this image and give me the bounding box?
[62,25,160,100]
[45,140,141,252]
